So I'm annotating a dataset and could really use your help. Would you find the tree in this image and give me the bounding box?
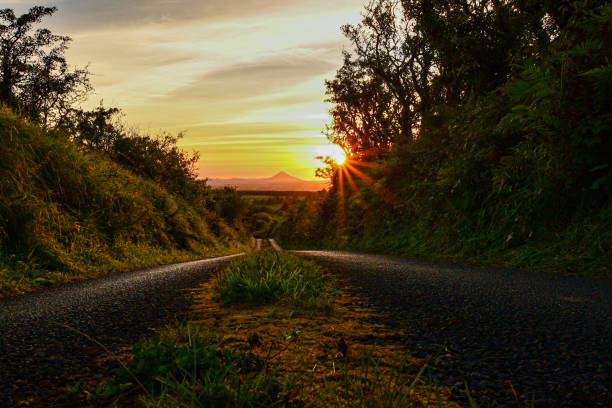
[61,103,123,152]
[315,155,338,180]
[324,0,568,161]
[326,0,431,159]
[0,6,90,126]
[325,52,402,160]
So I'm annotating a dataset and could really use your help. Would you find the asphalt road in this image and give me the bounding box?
[292,251,611,408]
[2,250,609,407]
[0,254,244,407]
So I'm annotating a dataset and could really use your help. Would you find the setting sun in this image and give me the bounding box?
[329,145,347,165]
[23,0,366,180]
[314,144,346,165]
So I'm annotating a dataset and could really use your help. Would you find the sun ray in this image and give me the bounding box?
[346,159,378,168]
[343,165,359,193]
[344,161,397,203]
[337,164,346,228]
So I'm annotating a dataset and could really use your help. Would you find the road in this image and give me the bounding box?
[293,250,611,408]
[1,249,609,407]
[0,254,244,407]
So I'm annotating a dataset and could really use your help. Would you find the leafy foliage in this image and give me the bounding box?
[302,1,611,278]
[0,6,90,126]
[211,187,248,223]
[324,0,573,159]
[58,104,209,205]
[0,107,247,296]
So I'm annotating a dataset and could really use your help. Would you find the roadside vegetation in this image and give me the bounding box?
[214,251,336,314]
[60,251,472,407]
[0,7,251,296]
[242,191,322,239]
[0,103,249,297]
[276,0,611,279]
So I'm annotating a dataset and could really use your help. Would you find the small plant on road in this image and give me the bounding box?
[214,251,336,314]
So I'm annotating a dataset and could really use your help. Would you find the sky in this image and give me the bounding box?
[3,0,365,180]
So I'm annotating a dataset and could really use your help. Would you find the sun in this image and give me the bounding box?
[326,144,347,165]
[312,144,347,168]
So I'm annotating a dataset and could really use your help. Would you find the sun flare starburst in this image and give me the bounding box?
[315,144,346,165]
[330,148,347,165]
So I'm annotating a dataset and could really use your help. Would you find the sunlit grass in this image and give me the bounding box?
[214,250,336,314]
[0,106,251,297]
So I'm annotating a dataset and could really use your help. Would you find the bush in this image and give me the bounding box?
[62,104,211,206]
[282,2,611,278]
[0,106,246,295]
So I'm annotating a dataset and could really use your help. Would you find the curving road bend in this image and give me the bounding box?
[293,250,611,408]
[0,254,244,407]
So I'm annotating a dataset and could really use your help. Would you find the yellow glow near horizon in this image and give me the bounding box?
[13,0,365,180]
[315,144,346,165]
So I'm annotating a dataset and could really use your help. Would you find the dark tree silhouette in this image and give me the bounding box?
[324,0,569,160]
[0,6,90,127]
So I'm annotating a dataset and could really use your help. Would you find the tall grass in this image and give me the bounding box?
[214,251,336,314]
[0,106,248,296]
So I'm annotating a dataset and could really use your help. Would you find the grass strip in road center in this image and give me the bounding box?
[59,252,460,407]
[213,250,336,315]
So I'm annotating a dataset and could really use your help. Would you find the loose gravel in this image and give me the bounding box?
[0,254,244,407]
[293,250,611,408]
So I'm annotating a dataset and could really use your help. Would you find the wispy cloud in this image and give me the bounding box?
[163,54,336,103]
[2,0,365,179]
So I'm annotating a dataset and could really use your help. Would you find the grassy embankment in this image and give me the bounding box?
[61,251,475,407]
[275,189,610,279]
[0,107,251,297]
[345,204,611,279]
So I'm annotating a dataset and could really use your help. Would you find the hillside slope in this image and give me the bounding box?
[0,107,250,296]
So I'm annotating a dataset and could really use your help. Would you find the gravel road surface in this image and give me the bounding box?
[293,250,611,408]
[0,254,244,407]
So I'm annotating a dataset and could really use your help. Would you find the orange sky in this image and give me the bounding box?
[6,0,364,180]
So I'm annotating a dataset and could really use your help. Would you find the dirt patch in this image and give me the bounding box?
[189,279,460,407]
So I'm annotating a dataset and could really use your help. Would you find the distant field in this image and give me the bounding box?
[239,191,320,197]
[241,191,321,238]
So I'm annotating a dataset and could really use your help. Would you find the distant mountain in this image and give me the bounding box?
[207,171,329,191]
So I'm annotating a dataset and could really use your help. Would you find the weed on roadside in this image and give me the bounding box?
[214,251,336,314]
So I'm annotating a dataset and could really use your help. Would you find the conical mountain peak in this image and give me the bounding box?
[271,171,294,179]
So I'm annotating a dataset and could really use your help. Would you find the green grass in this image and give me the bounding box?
[0,106,250,297]
[214,251,336,314]
[61,250,537,407]
[62,323,292,407]
[342,202,611,279]
[62,323,442,408]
